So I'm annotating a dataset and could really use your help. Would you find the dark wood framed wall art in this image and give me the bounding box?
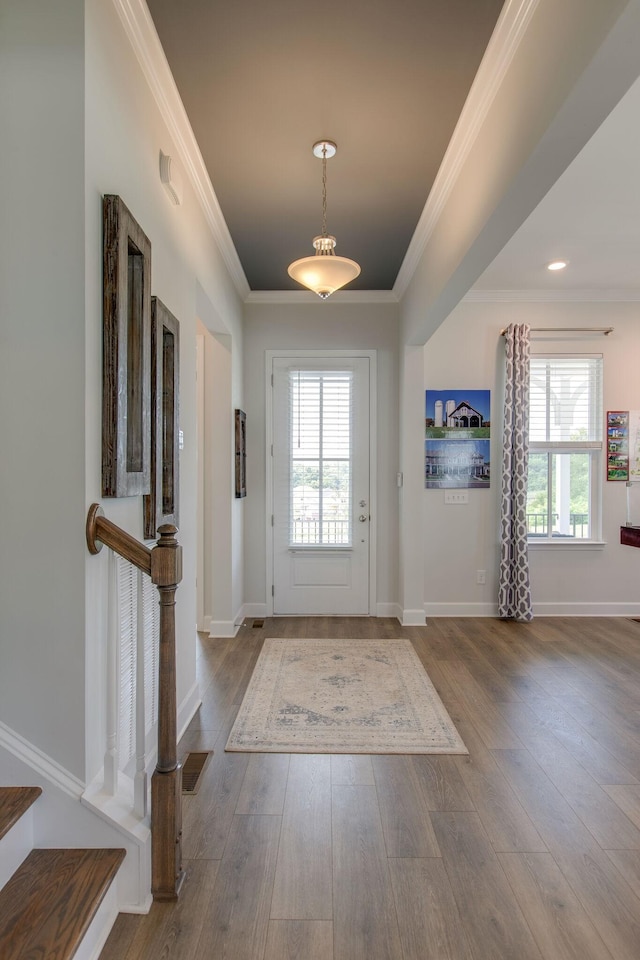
[144,297,180,539]
[102,194,152,497]
[235,409,247,498]
[102,194,181,538]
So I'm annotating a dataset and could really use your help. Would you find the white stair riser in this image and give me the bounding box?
[72,882,120,960]
[0,805,35,889]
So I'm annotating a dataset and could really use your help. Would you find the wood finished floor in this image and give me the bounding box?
[100,616,640,960]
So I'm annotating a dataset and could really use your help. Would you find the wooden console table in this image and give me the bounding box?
[621,525,640,548]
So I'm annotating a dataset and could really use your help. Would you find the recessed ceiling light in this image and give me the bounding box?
[547,259,568,271]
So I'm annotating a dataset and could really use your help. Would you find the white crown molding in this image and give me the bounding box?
[112,0,250,300]
[393,0,541,298]
[245,289,400,305]
[464,288,640,302]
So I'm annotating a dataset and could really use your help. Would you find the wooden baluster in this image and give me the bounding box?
[150,524,184,900]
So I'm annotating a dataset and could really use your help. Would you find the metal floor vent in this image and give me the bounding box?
[252,618,265,628]
[181,751,212,795]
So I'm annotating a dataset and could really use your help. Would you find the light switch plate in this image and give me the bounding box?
[444,491,469,504]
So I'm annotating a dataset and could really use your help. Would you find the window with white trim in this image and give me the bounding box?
[527,355,603,541]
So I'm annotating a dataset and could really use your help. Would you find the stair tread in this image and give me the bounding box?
[0,847,125,960]
[0,787,42,842]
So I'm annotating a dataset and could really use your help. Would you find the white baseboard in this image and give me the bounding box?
[236,603,406,622]
[240,602,268,620]
[200,614,244,636]
[424,602,499,617]
[376,602,402,620]
[198,600,640,622]
[423,601,640,617]
[178,680,202,741]
[208,619,241,638]
[401,608,427,626]
[0,721,83,799]
[531,602,640,617]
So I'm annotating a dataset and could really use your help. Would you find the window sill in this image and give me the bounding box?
[528,539,606,550]
[288,545,353,552]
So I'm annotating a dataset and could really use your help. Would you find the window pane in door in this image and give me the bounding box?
[289,370,352,546]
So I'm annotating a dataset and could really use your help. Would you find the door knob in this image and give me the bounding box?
[359,514,368,522]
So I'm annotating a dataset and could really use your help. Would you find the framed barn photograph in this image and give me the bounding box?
[425,390,491,488]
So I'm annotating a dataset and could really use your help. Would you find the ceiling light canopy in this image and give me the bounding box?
[287,141,360,298]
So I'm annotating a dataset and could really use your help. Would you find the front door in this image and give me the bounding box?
[272,356,371,615]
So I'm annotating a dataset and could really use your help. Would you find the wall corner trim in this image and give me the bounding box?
[401,608,428,626]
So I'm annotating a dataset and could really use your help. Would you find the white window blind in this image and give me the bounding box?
[529,356,603,448]
[289,369,353,545]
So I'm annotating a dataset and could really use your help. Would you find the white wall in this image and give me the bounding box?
[422,298,640,616]
[0,0,244,788]
[243,300,400,614]
[84,0,245,780]
[0,0,87,777]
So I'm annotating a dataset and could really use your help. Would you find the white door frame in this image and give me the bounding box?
[265,349,377,617]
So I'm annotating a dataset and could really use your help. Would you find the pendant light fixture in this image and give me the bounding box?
[287,140,361,298]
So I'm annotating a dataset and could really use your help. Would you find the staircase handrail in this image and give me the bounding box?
[86,503,184,900]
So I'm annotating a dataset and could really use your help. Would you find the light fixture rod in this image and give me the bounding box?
[499,326,614,336]
[321,145,328,237]
[314,140,336,238]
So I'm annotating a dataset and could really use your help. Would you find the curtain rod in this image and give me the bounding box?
[500,326,614,336]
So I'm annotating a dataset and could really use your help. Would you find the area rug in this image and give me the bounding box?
[225,638,467,754]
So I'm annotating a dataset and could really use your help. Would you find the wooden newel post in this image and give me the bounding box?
[150,524,185,900]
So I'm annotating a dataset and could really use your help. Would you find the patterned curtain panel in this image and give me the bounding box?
[498,323,533,621]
